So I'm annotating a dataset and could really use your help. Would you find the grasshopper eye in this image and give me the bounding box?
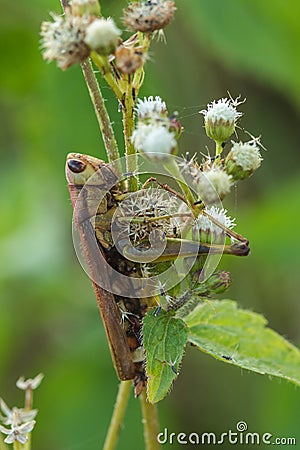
[67,159,86,173]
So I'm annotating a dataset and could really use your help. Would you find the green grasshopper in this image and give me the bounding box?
[65,152,249,384]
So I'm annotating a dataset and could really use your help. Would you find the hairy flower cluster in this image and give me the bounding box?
[136,96,167,120]
[41,13,91,70]
[200,97,244,143]
[132,96,180,160]
[84,18,121,55]
[195,206,236,243]
[123,0,177,33]
[196,168,233,203]
[225,139,263,180]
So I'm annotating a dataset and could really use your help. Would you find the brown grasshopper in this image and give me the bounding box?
[65,152,249,385]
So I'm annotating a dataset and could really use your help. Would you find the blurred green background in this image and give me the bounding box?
[1,0,300,448]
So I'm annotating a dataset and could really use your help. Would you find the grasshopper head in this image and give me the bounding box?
[66,153,105,185]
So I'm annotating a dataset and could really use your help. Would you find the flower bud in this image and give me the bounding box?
[195,206,236,244]
[225,140,263,180]
[200,97,243,144]
[84,18,121,55]
[71,0,101,17]
[193,271,232,296]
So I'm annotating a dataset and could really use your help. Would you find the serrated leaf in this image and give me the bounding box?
[143,310,188,403]
[185,299,300,385]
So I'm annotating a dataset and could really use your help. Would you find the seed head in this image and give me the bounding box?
[40,13,91,70]
[123,0,176,33]
[84,18,121,55]
[225,139,263,180]
[115,45,145,74]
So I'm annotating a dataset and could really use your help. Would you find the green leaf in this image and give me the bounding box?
[185,299,300,385]
[143,309,189,404]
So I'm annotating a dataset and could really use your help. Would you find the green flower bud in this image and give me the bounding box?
[225,140,263,181]
[193,271,232,296]
[200,97,243,144]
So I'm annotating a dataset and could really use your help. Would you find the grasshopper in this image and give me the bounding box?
[65,153,249,384]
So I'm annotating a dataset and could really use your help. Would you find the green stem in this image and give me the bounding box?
[13,442,22,450]
[140,391,160,450]
[80,59,120,164]
[163,158,196,209]
[103,380,132,450]
[215,141,223,159]
[91,52,123,102]
[122,77,138,192]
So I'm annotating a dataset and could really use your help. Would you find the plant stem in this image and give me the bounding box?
[13,442,21,450]
[81,59,120,164]
[215,141,223,159]
[103,381,132,450]
[91,53,123,102]
[140,391,160,450]
[122,77,138,192]
[163,158,196,209]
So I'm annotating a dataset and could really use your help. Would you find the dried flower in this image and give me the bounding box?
[115,45,145,74]
[41,13,91,70]
[200,97,244,143]
[16,373,44,391]
[123,0,176,33]
[84,18,121,55]
[225,139,263,180]
[0,421,36,445]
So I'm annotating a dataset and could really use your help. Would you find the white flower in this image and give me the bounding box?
[40,13,90,70]
[196,206,236,236]
[131,123,176,160]
[196,168,232,202]
[16,373,44,391]
[200,96,244,143]
[200,97,243,124]
[228,140,263,171]
[84,18,121,55]
[0,421,36,444]
[0,399,37,426]
[135,96,167,119]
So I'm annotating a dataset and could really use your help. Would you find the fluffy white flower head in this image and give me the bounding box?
[84,18,121,54]
[229,140,263,171]
[136,96,167,120]
[197,168,232,202]
[196,206,236,236]
[142,125,176,160]
[201,97,243,124]
[131,123,176,160]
